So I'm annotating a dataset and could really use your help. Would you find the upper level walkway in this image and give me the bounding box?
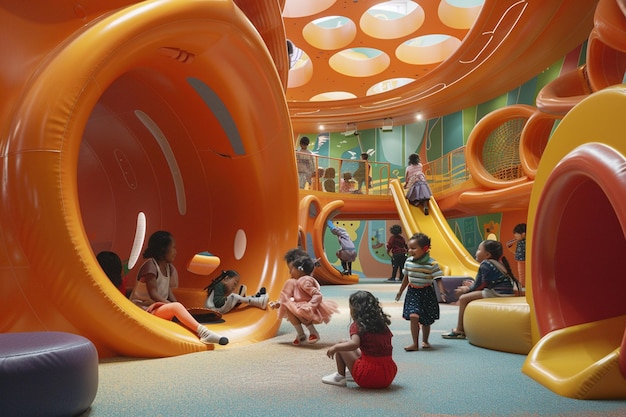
[298,147,529,219]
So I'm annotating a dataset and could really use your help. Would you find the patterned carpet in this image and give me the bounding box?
[90,279,626,417]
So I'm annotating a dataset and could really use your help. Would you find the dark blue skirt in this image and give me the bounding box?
[402,285,440,326]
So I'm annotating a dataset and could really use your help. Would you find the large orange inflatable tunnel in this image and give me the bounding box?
[0,0,297,357]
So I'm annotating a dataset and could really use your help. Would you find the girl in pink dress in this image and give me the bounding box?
[271,252,339,346]
[404,153,432,215]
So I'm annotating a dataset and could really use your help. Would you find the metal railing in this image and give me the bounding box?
[301,146,526,200]
[303,154,392,196]
[423,147,471,196]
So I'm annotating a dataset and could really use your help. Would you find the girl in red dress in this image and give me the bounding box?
[323,290,397,388]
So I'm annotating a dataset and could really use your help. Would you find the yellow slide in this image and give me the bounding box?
[523,314,626,399]
[389,179,478,277]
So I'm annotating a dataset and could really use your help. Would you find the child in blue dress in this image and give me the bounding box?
[442,239,520,340]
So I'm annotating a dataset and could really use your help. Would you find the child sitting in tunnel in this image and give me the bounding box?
[204,269,268,313]
[96,250,126,295]
[128,230,229,346]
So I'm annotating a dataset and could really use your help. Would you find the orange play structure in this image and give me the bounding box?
[298,191,396,284]
[2,0,626,400]
[0,0,297,358]
[520,0,626,399]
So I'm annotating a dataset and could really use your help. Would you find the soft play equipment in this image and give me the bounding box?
[0,332,99,417]
[0,0,297,357]
[437,103,552,217]
[464,297,532,355]
[298,191,396,284]
[522,86,626,399]
[520,0,626,399]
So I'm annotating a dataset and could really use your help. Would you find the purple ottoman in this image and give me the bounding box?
[435,276,474,303]
[0,332,98,417]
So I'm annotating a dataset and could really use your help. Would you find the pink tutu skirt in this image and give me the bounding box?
[280,299,339,324]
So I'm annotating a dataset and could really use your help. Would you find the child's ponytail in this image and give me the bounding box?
[501,256,523,295]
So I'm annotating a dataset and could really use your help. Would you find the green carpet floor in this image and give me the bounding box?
[90,279,626,417]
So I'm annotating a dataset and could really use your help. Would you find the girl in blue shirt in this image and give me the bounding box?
[442,240,520,340]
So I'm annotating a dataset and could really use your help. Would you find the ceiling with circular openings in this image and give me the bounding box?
[283,0,597,133]
[284,0,479,102]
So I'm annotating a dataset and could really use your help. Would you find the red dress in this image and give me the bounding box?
[350,322,397,389]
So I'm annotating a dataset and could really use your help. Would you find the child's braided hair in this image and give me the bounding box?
[204,270,239,295]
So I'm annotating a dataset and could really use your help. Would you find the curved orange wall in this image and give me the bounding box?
[0,0,296,357]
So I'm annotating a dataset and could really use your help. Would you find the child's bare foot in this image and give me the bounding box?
[422,342,431,349]
[404,344,419,352]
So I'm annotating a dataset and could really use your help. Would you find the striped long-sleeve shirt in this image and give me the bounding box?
[402,254,443,287]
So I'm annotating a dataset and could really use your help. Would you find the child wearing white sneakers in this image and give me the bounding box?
[323,290,397,388]
[205,270,268,313]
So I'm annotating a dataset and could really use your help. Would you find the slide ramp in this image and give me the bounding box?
[389,179,478,277]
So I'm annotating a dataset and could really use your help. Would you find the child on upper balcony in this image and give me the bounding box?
[340,172,356,193]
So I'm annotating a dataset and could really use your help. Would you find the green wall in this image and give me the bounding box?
[298,42,587,277]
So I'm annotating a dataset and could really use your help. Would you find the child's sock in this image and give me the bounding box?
[246,294,268,309]
[306,324,319,343]
[197,325,229,345]
[293,324,306,346]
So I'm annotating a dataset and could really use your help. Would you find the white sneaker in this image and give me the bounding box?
[248,294,268,309]
[345,370,354,382]
[322,372,347,387]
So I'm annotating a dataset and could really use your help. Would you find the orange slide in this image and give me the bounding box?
[0,0,296,357]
